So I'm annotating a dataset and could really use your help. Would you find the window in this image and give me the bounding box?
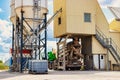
[58,17,61,25]
[84,13,91,22]
[101,55,103,59]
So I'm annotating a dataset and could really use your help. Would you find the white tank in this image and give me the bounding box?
[10,0,16,25]
[15,0,48,19]
[14,0,48,33]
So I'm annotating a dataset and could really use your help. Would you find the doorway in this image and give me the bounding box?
[93,54,106,70]
[81,36,93,70]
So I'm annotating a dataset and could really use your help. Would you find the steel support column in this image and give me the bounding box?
[44,13,47,60]
[38,25,41,60]
[20,10,24,73]
[35,30,37,59]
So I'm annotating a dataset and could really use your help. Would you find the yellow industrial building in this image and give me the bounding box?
[53,0,120,70]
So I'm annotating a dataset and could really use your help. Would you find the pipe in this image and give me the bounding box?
[12,24,14,57]
[20,10,24,73]
[38,24,41,60]
[44,13,47,60]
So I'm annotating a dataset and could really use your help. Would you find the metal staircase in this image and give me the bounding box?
[95,27,120,64]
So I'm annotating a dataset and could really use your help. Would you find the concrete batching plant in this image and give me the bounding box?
[10,0,120,73]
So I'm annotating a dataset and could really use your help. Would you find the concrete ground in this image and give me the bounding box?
[0,70,120,80]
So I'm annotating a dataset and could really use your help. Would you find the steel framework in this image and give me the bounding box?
[11,0,47,72]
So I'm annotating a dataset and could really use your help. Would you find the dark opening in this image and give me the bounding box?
[81,36,93,70]
[58,17,61,25]
[101,55,103,59]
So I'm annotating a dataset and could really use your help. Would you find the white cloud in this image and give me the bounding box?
[0,39,11,53]
[0,19,12,53]
[98,0,120,8]
[0,37,2,43]
[47,40,57,51]
[0,8,3,13]
[0,53,11,63]
[98,0,105,3]
[48,0,53,6]
[2,43,11,51]
[112,0,120,7]
[0,19,12,39]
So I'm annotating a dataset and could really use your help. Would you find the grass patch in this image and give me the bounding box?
[0,63,9,70]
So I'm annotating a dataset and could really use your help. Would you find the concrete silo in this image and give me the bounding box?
[10,0,48,73]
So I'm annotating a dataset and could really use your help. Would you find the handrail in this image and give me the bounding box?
[96,26,108,46]
[96,26,120,62]
[96,26,107,38]
[109,38,120,58]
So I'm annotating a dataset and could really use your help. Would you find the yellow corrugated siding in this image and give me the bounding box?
[66,0,96,35]
[92,37,107,54]
[53,0,67,38]
[96,1,109,37]
[109,19,120,32]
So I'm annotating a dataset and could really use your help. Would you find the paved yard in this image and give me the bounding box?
[0,70,120,80]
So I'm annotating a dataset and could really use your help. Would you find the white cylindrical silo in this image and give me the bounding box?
[14,0,48,33]
[15,0,48,19]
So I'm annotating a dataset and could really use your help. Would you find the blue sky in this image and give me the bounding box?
[0,0,120,56]
[0,0,11,54]
[0,0,10,20]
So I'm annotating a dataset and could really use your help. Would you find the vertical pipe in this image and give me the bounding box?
[44,13,47,60]
[35,49,37,59]
[16,18,19,72]
[57,43,59,60]
[20,10,24,73]
[98,54,100,70]
[12,24,14,57]
[39,25,41,60]
[106,50,109,71]
[11,24,14,70]
[35,30,37,59]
